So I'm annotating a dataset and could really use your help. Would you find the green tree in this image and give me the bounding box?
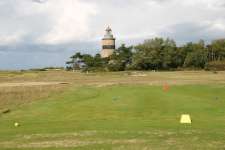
[66,52,83,71]
[161,38,178,69]
[210,39,225,61]
[132,38,177,70]
[183,40,208,68]
[108,44,133,71]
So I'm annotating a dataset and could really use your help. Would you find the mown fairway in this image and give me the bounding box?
[0,71,225,149]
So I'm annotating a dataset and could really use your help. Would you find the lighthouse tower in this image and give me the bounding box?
[101,26,115,58]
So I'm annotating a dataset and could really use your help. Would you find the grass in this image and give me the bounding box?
[0,71,225,149]
[0,85,66,110]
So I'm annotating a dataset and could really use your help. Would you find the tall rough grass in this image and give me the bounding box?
[0,85,66,110]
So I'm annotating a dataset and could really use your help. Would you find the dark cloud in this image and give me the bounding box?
[0,42,100,53]
[159,22,225,44]
[0,42,100,70]
[0,50,68,70]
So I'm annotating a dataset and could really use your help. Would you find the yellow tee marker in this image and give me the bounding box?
[180,114,191,124]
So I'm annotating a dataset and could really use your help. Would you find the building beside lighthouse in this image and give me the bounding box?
[101,26,115,58]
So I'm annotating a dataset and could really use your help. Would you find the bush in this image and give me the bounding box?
[205,61,225,71]
[30,68,47,71]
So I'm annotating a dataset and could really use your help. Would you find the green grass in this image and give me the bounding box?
[0,84,225,149]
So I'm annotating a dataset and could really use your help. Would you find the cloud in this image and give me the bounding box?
[32,0,48,4]
[0,41,99,70]
[36,0,98,44]
[159,21,225,44]
[181,0,225,9]
[0,0,225,69]
[0,0,97,45]
[0,0,224,46]
[0,31,26,45]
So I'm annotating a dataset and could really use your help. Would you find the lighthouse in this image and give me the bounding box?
[101,26,115,58]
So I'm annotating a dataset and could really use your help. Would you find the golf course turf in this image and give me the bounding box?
[0,71,225,149]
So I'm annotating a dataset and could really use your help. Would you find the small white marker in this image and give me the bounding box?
[180,114,191,124]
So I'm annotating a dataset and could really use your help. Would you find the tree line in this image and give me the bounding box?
[66,38,225,71]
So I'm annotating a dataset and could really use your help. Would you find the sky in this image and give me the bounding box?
[0,0,225,70]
